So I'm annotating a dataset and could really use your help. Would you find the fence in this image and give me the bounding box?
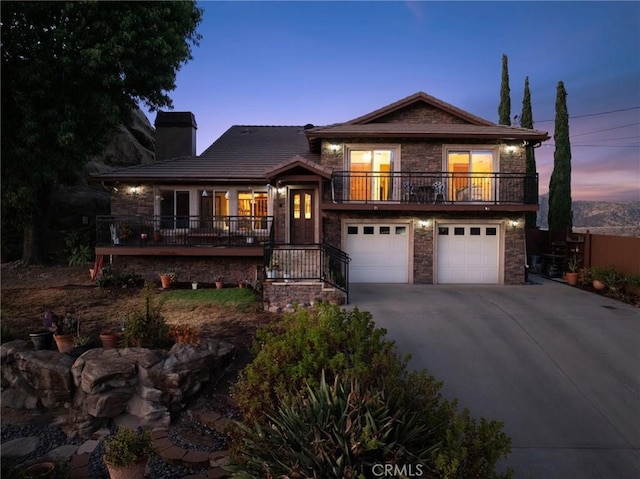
[526,228,640,275]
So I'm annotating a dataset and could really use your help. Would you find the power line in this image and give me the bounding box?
[544,143,639,148]
[570,122,640,138]
[536,106,640,123]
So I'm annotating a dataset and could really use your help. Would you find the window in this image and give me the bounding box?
[446,147,497,202]
[160,190,190,229]
[347,146,398,201]
[238,191,268,230]
[347,226,358,234]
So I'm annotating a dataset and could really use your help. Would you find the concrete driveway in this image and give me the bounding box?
[349,278,640,479]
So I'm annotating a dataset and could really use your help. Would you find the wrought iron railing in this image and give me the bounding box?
[326,172,538,205]
[264,243,351,301]
[96,215,273,247]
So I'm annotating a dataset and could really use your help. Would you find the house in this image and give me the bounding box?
[93,92,549,307]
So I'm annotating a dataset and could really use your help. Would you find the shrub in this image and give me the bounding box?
[103,427,153,467]
[122,282,170,348]
[96,266,144,289]
[230,304,513,479]
[231,303,407,424]
[229,372,438,479]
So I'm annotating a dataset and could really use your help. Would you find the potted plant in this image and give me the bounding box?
[266,258,279,279]
[159,272,176,289]
[103,427,153,479]
[591,266,607,290]
[214,275,224,289]
[100,330,124,349]
[565,256,580,286]
[44,311,79,354]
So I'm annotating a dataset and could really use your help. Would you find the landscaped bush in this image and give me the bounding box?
[230,303,513,479]
[96,266,144,289]
[122,282,170,348]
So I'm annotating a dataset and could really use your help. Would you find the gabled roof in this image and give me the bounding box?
[346,91,494,126]
[266,155,333,179]
[305,91,550,147]
[94,126,318,183]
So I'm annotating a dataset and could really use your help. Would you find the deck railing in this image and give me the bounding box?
[264,243,351,301]
[96,215,274,247]
[326,172,538,205]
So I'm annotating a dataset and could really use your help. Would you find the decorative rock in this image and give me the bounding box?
[76,439,99,455]
[1,388,39,409]
[182,449,210,468]
[0,436,39,458]
[42,444,79,461]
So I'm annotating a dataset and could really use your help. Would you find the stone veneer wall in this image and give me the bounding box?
[109,256,263,285]
[111,184,155,216]
[263,281,346,311]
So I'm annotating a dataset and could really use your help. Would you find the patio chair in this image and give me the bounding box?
[432,181,445,204]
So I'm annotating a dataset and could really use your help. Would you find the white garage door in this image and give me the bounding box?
[346,223,409,283]
[437,224,500,284]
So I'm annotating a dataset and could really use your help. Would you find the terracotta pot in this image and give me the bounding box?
[25,462,55,478]
[215,281,223,289]
[54,334,74,354]
[100,332,123,349]
[565,272,579,286]
[593,279,606,290]
[160,274,173,289]
[104,457,148,479]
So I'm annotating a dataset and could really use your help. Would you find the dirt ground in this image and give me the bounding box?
[0,261,279,425]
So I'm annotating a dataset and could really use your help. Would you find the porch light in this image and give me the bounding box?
[511,220,519,228]
[419,220,431,228]
[202,190,208,197]
[130,186,140,195]
[328,143,341,153]
[506,145,517,153]
[225,191,230,199]
[277,187,286,196]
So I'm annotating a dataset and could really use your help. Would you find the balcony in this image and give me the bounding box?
[324,172,538,210]
[96,215,273,256]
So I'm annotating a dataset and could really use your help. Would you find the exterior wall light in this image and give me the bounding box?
[130,186,140,195]
[419,220,431,228]
[277,187,286,196]
[328,143,341,153]
[511,220,519,228]
[506,145,517,153]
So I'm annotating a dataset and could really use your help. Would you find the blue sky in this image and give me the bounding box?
[140,1,640,202]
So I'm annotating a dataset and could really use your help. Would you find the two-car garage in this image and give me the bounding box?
[344,221,501,284]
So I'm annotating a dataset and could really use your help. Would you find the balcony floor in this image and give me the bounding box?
[95,246,265,257]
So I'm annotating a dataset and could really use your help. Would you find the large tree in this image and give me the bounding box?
[521,77,538,229]
[498,54,511,125]
[547,81,573,232]
[1,2,202,263]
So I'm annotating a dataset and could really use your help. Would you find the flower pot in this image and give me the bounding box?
[593,279,606,290]
[565,272,579,286]
[191,282,198,290]
[54,334,74,354]
[30,331,53,351]
[25,462,55,478]
[104,456,148,479]
[239,282,246,288]
[215,281,223,289]
[100,332,123,349]
[160,274,173,289]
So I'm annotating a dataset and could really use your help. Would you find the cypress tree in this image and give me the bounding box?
[498,54,511,125]
[521,77,538,228]
[547,81,572,232]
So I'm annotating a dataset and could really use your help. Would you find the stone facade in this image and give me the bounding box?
[263,281,345,311]
[110,256,262,285]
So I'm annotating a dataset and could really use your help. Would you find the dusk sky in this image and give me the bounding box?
[140,1,640,202]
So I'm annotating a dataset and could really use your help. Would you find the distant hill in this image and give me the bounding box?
[537,195,640,237]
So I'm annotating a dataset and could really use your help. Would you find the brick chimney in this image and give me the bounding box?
[154,111,197,160]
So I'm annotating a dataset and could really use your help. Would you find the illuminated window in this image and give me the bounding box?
[347,146,398,201]
[446,148,497,202]
[238,191,268,229]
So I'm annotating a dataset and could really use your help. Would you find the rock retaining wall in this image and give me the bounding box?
[1,340,234,438]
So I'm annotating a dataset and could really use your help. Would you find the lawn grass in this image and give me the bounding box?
[162,287,258,310]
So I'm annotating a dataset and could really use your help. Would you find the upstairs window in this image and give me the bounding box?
[347,146,398,201]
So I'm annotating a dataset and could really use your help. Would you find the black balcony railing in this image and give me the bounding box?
[264,243,351,301]
[96,215,273,247]
[325,172,538,205]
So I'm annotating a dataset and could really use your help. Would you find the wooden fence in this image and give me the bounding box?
[526,229,640,275]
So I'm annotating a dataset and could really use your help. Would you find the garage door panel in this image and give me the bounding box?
[437,224,500,284]
[347,223,409,283]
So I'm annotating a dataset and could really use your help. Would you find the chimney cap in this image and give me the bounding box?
[155,111,197,129]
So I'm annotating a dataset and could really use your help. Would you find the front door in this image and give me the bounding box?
[290,189,315,244]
